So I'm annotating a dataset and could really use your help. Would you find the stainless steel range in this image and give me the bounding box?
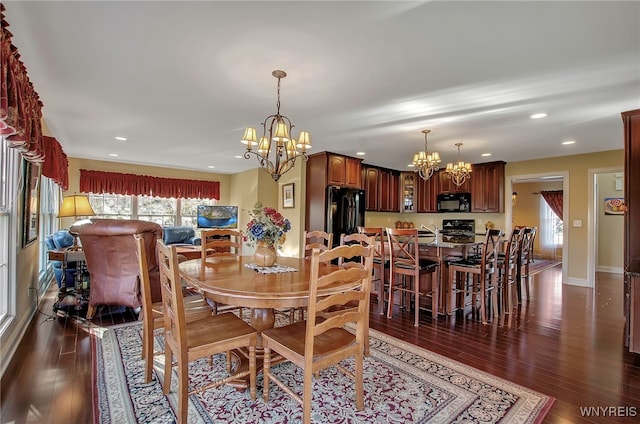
[441,219,476,243]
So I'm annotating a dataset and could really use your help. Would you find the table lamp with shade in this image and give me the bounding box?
[57,194,96,250]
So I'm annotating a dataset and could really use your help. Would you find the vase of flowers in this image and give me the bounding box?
[244,202,291,267]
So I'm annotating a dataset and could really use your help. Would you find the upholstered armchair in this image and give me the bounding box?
[163,226,201,245]
[70,219,163,319]
[45,229,77,288]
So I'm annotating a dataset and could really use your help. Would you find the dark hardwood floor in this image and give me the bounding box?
[2,265,639,423]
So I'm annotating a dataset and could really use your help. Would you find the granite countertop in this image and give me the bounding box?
[418,234,485,249]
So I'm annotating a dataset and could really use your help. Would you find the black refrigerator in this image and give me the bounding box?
[326,186,365,247]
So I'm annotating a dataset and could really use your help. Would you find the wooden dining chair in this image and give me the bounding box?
[496,227,523,315]
[303,230,334,256]
[386,227,439,327]
[335,233,375,356]
[286,230,335,323]
[134,235,212,384]
[156,240,257,424]
[200,229,243,314]
[357,226,389,316]
[448,229,502,324]
[262,242,374,424]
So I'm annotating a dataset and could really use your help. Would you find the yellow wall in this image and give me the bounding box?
[506,149,624,283]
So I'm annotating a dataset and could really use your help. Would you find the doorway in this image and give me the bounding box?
[506,172,568,284]
[588,168,624,286]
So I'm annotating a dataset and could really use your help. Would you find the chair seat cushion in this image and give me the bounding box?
[452,259,482,268]
[395,259,438,272]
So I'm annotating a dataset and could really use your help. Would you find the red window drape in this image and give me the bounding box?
[541,190,563,220]
[41,136,69,190]
[1,4,45,163]
[79,169,220,200]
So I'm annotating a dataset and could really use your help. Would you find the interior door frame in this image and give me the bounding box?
[587,166,624,287]
[506,171,569,285]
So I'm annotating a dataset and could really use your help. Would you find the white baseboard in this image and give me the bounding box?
[565,277,589,287]
[596,266,624,274]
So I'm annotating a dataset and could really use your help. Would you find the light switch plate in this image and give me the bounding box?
[573,219,582,227]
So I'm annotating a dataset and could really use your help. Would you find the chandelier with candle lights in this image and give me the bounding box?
[412,129,441,180]
[445,143,472,186]
[241,70,311,181]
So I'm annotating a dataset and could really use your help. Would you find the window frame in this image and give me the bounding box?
[0,137,19,333]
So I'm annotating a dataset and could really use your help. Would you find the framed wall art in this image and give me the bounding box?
[604,197,625,215]
[22,159,40,247]
[282,183,294,209]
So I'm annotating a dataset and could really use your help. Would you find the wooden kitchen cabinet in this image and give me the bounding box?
[416,173,439,213]
[626,266,640,353]
[379,168,400,212]
[362,166,379,211]
[327,154,345,186]
[623,108,640,353]
[439,169,471,193]
[305,152,363,232]
[471,161,505,213]
[326,153,362,188]
[401,172,417,213]
[345,156,362,187]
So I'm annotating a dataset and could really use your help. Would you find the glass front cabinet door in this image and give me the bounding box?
[401,172,416,213]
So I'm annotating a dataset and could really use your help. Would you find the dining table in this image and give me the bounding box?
[178,254,353,389]
[178,254,358,339]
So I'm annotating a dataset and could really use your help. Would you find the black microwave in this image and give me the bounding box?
[437,192,471,212]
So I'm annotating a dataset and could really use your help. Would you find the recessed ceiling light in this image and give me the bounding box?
[207,165,215,169]
[109,153,119,157]
[114,136,127,141]
[356,152,365,156]
[407,164,415,168]
[234,155,243,159]
[481,153,492,157]
[562,140,575,145]
[530,113,548,119]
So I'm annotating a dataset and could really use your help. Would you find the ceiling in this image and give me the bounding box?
[5,1,640,176]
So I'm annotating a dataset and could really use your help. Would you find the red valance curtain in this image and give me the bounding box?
[41,136,68,190]
[0,4,45,163]
[80,169,220,200]
[541,190,563,220]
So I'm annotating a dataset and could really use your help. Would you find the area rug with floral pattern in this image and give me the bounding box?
[92,321,553,423]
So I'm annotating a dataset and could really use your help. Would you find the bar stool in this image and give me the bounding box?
[448,229,501,324]
[496,227,523,314]
[357,226,389,315]
[517,227,537,302]
[385,227,439,327]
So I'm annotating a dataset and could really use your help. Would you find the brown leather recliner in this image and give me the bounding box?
[70,218,163,319]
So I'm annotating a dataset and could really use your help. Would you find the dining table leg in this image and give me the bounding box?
[250,307,276,349]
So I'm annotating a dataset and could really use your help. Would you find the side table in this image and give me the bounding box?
[48,249,88,314]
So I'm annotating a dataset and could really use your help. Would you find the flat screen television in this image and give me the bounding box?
[197,205,238,229]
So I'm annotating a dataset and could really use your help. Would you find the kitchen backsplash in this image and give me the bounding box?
[364,211,505,234]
